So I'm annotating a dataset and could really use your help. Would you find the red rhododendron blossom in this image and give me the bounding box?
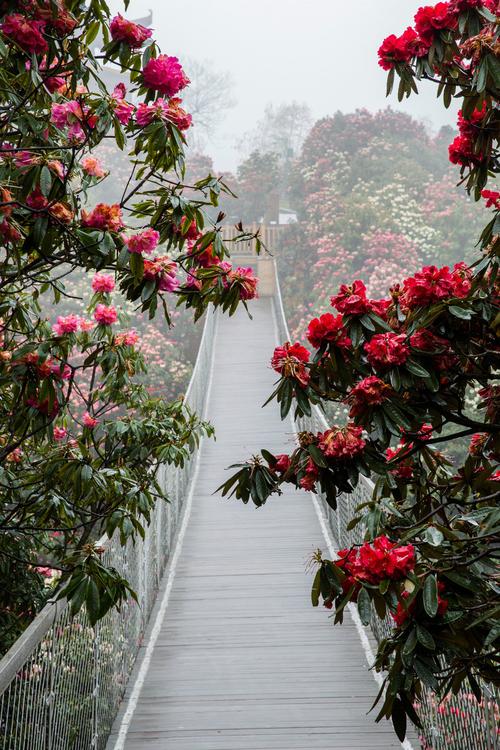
[410,328,449,353]
[226,267,259,301]
[94,304,118,326]
[401,265,456,309]
[271,454,291,474]
[451,262,472,298]
[110,14,152,48]
[53,426,67,442]
[386,444,414,479]
[174,216,201,241]
[123,228,160,255]
[142,55,190,97]
[271,342,310,387]
[143,256,179,292]
[334,548,361,599]
[339,536,415,587]
[0,219,21,243]
[137,97,192,131]
[115,330,139,347]
[369,299,391,319]
[378,27,430,70]
[347,376,392,417]
[306,313,351,350]
[188,242,219,268]
[81,203,124,232]
[299,457,320,491]
[448,134,483,167]
[481,189,500,209]
[52,314,79,336]
[1,14,48,55]
[91,273,115,293]
[34,1,77,36]
[81,156,106,178]
[469,432,488,455]
[6,447,23,463]
[165,98,192,131]
[364,333,409,368]
[414,3,457,42]
[330,279,370,316]
[83,412,98,429]
[318,424,366,460]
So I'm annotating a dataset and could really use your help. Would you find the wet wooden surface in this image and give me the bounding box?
[107,298,407,749]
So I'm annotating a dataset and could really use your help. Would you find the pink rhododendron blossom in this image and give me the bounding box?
[142,55,190,96]
[77,317,95,332]
[83,412,98,429]
[81,156,106,178]
[135,98,192,130]
[91,273,115,293]
[53,314,79,336]
[53,426,67,442]
[225,266,259,301]
[123,228,160,254]
[1,14,48,55]
[94,304,118,326]
[6,446,23,463]
[143,256,179,291]
[81,204,124,232]
[115,330,139,347]
[110,14,152,47]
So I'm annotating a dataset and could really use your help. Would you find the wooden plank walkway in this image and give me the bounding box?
[107,298,407,750]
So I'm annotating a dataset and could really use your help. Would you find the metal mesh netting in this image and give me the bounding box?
[0,309,217,750]
[272,263,499,750]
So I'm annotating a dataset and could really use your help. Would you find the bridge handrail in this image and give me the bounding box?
[0,308,217,750]
[272,260,499,750]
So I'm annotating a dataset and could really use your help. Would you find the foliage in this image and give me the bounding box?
[222,0,500,740]
[0,0,258,650]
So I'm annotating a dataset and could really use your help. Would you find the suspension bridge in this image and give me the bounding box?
[0,237,497,750]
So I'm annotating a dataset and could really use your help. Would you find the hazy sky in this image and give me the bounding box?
[111,0,458,170]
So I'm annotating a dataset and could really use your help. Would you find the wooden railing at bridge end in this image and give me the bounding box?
[221,223,287,297]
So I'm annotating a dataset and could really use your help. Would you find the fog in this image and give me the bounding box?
[111,0,458,170]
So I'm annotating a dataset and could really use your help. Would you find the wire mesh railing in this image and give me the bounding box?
[0,308,218,750]
[271,261,499,750]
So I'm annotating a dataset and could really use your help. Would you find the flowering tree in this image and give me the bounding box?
[0,0,258,651]
[221,0,499,740]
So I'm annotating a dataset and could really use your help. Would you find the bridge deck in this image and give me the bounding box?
[107,298,405,750]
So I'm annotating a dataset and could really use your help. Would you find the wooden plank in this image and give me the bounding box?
[107,298,409,749]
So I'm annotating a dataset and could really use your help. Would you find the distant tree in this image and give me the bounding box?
[235,151,280,223]
[238,102,313,160]
[181,57,235,146]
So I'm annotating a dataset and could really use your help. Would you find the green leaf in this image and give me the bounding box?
[391,697,407,742]
[357,587,371,626]
[448,305,472,320]
[40,165,52,196]
[308,444,327,468]
[424,526,444,547]
[423,574,438,618]
[416,624,436,651]
[406,360,431,378]
[311,569,321,607]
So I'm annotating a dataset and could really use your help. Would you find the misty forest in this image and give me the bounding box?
[0,2,498,749]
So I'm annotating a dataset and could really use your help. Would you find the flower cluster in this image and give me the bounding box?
[346,376,392,417]
[336,536,415,586]
[400,263,472,309]
[306,313,351,350]
[364,333,410,368]
[110,14,152,48]
[123,228,160,255]
[142,55,190,97]
[317,424,366,459]
[271,342,310,386]
[81,203,124,233]
[143,256,179,292]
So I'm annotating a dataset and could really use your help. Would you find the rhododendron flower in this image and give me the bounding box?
[142,55,190,96]
[91,273,115,293]
[136,98,192,131]
[330,279,371,316]
[53,426,67,442]
[449,134,483,166]
[306,313,351,350]
[77,317,95,332]
[270,454,291,474]
[347,376,392,417]
[123,228,160,255]
[318,424,366,459]
[1,14,48,55]
[110,84,135,125]
[35,1,77,36]
[188,242,219,268]
[53,314,79,336]
[81,203,124,232]
[299,458,320,491]
[49,201,73,224]
[337,536,415,588]
[401,265,456,308]
[365,333,409,368]
[26,395,60,417]
[83,412,98,429]
[0,219,21,243]
[14,151,36,170]
[226,267,259,301]
[386,444,414,479]
[481,189,500,209]
[115,330,139,347]
[414,3,457,43]
[143,256,179,292]
[47,159,65,180]
[175,216,201,241]
[110,14,152,48]
[50,100,96,131]
[271,342,310,386]
[6,446,23,463]
[94,304,118,326]
[469,433,488,455]
[378,27,430,70]
[82,156,106,178]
